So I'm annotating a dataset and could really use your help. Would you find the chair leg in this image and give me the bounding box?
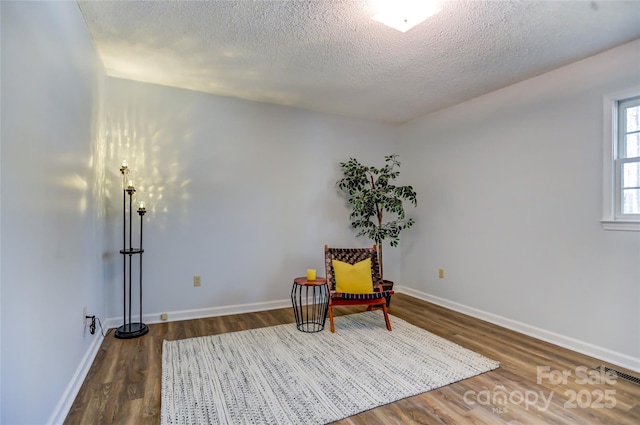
[328,305,335,333]
[382,303,392,331]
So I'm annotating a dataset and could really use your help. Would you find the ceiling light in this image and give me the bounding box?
[371,0,442,33]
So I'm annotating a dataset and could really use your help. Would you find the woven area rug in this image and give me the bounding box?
[161,311,499,425]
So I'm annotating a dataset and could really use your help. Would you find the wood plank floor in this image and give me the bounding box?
[65,294,640,424]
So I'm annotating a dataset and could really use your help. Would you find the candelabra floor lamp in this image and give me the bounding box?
[115,161,148,339]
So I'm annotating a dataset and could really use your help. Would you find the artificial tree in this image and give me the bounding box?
[336,154,417,282]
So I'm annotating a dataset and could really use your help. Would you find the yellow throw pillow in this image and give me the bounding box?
[332,258,374,294]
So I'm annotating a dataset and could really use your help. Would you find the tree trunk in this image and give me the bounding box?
[377,242,384,281]
[377,210,384,281]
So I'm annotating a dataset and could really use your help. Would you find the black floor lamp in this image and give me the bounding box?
[115,161,149,339]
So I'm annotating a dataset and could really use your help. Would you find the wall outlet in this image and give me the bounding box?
[194,275,201,287]
[439,268,445,279]
[160,313,168,321]
[83,306,88,324]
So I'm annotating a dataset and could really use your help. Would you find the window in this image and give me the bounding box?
[616,96,640,216]
[602,90,640,231]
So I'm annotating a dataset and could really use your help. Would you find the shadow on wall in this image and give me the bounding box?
[104,100,194,230]
[102,93,196,316]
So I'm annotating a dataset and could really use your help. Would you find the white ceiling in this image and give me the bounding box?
[77,0,640,123]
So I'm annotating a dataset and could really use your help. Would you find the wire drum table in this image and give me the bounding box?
[291,277,329,333]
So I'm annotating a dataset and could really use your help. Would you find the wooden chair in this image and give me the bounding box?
[324,245,394,332]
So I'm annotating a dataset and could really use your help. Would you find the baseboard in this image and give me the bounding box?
[105,298,292,329]
[47,332,104,425]
[394,286,640,373]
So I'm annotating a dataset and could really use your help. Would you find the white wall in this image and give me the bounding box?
[2,3,636,422]
[400,40,640,365]
[0,2,106,424]
[103,78,401,321]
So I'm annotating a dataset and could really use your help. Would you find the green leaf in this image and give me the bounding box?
[336,154,417,258]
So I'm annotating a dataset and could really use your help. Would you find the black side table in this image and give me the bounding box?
[291,277,329,333]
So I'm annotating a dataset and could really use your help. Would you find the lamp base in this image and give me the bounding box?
[114,322,148,339]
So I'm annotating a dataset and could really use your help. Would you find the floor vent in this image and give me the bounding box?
[593,365,640,385]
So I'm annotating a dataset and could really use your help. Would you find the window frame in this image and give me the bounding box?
[601,88,640,231]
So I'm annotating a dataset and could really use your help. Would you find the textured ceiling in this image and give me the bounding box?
[77,0,640,123]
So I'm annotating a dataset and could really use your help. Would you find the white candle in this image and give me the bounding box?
[138,200,146,209]
[121,160,128,168]
[127,179,134,188]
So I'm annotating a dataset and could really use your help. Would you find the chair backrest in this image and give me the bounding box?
[324,245,382,292]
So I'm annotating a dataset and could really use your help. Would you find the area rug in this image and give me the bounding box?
[161,311,499,425]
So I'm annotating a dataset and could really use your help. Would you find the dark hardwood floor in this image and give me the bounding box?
[65,294,640,424]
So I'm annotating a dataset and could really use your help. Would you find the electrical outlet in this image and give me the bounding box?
[83,306,88,324]
[160,313,168,321]
[194,275,201,287]
[439,268,445,279]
